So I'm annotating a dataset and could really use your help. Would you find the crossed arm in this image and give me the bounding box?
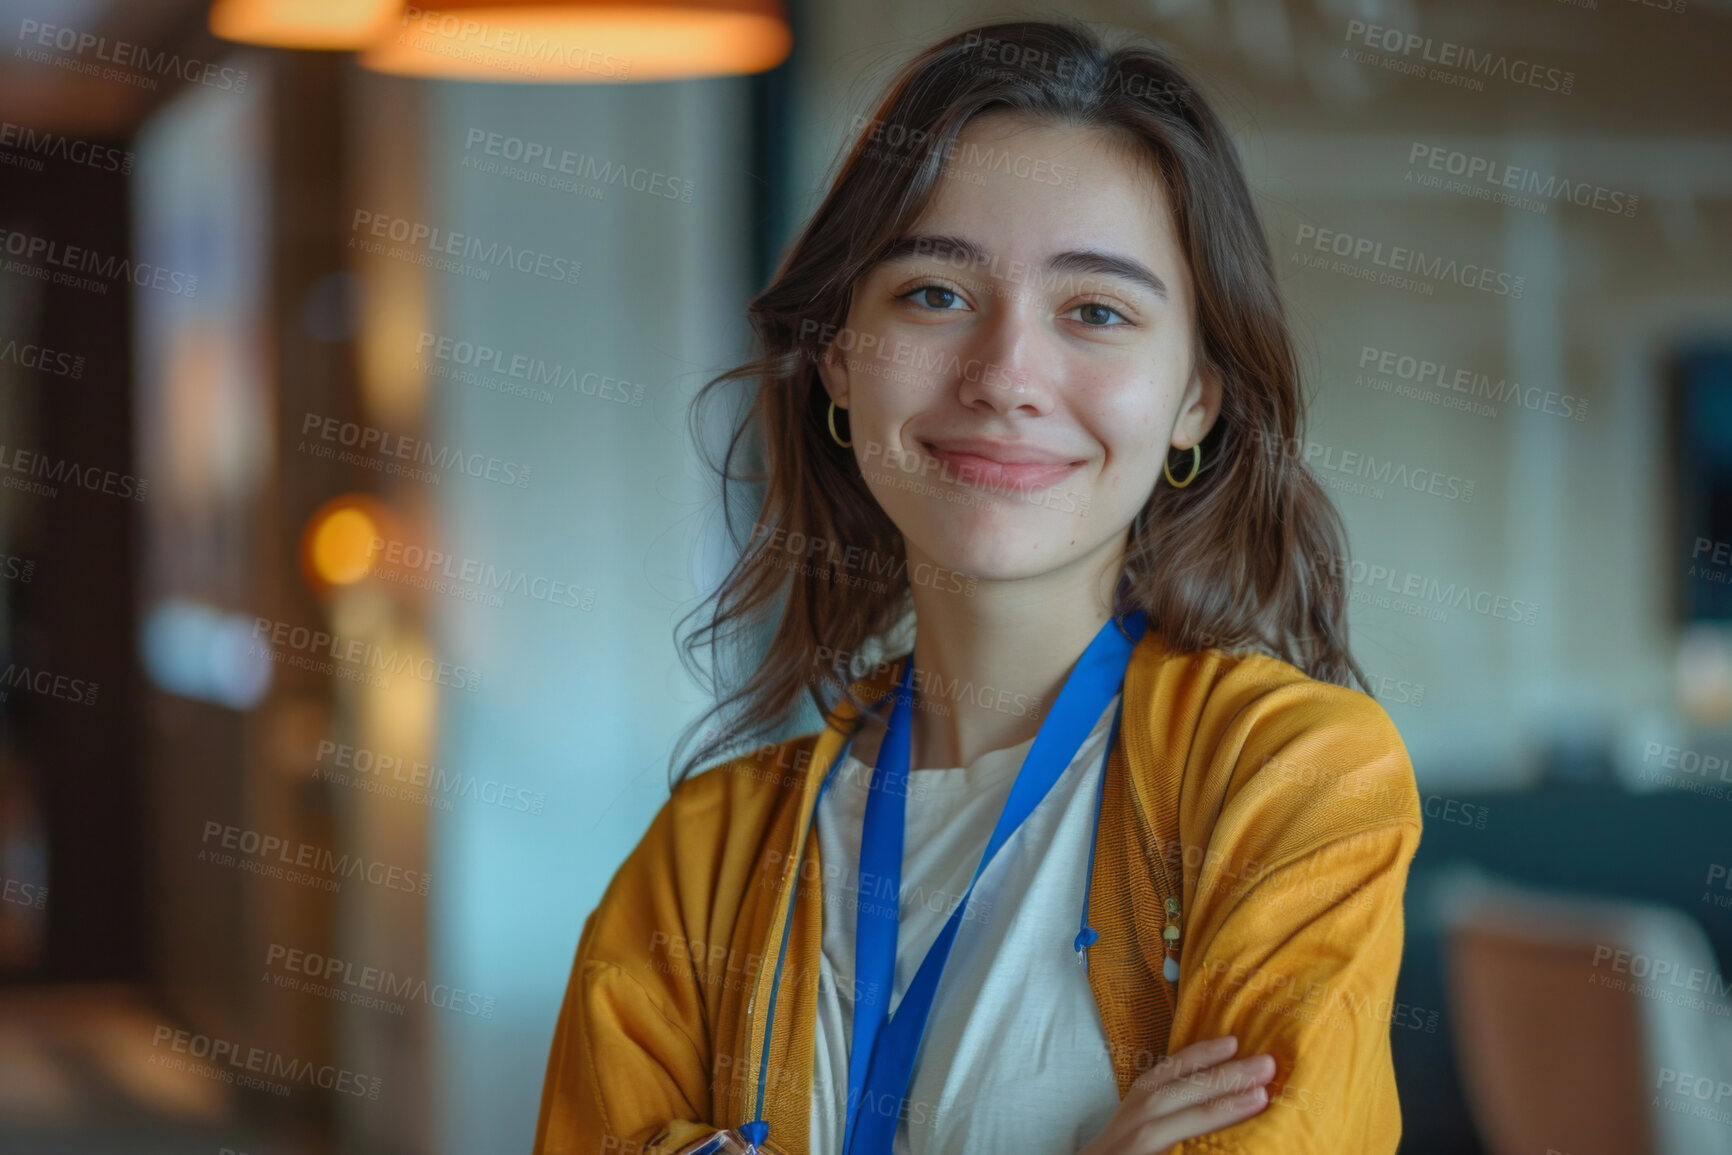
[1162,819,1422,1153]
[536,691,1424,1155]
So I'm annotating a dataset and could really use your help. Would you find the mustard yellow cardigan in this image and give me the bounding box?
[534,631,1423,1153]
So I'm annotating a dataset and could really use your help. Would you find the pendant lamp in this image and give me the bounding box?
[359,0,791,82]
[209,0,402,49]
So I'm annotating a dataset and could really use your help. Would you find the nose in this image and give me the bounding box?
[954,291,1057,418]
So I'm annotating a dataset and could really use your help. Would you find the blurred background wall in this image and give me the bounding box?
[0,0,1729,1153]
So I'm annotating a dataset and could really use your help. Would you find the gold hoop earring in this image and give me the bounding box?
[828,400,852,448]
[1164,444,1201,488]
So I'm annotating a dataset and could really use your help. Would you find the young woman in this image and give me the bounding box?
[535,19,1421,1155]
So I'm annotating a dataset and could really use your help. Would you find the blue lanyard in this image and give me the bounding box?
[843,610,1146,1154]
[741,609,1146,1154]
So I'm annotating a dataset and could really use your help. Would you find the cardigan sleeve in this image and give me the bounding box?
[533,932,723,1154]
[1166,686,1424,1154]
[534,776,733,1155]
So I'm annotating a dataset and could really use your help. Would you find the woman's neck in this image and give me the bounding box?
[857,531,1129,771]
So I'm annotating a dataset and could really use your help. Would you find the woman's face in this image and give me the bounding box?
[817,112,1220,584]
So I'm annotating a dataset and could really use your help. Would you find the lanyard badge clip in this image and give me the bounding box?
[681,1125,786,1155]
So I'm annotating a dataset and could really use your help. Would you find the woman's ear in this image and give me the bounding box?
[815,341,850,410]
[1173,358,1223,450]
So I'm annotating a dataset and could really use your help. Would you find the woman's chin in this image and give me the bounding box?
[907,527,1096,586]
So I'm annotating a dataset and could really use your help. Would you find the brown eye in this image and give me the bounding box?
[1071,301,1127,326]
[900,284,964,310]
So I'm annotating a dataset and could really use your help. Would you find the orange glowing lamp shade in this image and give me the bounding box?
[300,496,394,591]
[360,0,790,82]
[209,0,403,49]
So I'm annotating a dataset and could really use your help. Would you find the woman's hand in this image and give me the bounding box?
[1077,1035,1274,1154]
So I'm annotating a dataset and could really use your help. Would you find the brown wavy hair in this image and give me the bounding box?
[669,18,1368,787]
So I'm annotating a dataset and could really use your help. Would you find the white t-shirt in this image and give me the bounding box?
[808,694,1124,1155]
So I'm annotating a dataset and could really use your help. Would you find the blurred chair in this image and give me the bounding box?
[1434,864,1732,1155]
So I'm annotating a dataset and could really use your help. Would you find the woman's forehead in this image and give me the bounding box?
[910,114,1183,272]
[863,120,1189,316]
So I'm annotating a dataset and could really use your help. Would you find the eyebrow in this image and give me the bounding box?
[877,233,1169,300]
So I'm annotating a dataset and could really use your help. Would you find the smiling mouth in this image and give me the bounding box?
[919,443,1085,494]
